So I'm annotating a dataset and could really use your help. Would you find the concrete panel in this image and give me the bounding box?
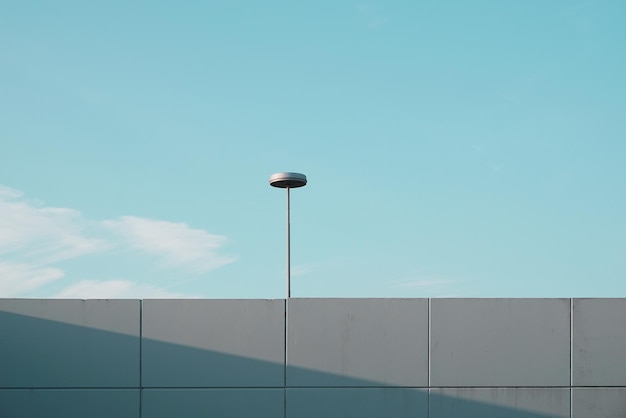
[572,388,626,418]
[142,299,284,387]
[287,298,428,387]
[142,389,283,418]
[286,388,428,418]
[0,389,139,418]
[0,299,140,388]
[430,298,570,387]
[573,298,626,386]
[431,388,570,418]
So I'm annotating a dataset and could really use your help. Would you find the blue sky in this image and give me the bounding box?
[1,0,625,298]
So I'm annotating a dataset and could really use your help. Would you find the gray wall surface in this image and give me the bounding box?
[1,298,624,418]
[430,298,571,387]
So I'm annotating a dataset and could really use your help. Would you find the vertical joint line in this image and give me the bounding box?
[426,298,432,416]
[428,298,431,388]
[284,299,288,418]
[139,299,143,418]
[570,298,574,418]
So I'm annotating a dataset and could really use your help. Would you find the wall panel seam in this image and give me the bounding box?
[570,297,573,418]
[426,298,432,387]
[139,299,143,418]
[284,298,287,418]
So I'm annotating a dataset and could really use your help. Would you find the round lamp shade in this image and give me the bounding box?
[269,172,307,188]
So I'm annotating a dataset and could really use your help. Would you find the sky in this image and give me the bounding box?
[1,0,625,299]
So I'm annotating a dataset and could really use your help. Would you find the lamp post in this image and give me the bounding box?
[269,172,307,298]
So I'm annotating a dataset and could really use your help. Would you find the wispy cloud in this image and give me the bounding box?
[53,279,189,299]
[0,185,235,297]
[0,185,23,199]
[0,193,106,263]
[387,272,467,297]
[103,216,235,273]
[0,262,65,296]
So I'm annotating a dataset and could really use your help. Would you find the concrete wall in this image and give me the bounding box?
[0,298,624,417]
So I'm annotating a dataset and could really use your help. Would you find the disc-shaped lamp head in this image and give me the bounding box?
[269,172,307,188]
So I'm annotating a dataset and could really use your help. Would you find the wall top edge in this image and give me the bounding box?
[2,297,626,302]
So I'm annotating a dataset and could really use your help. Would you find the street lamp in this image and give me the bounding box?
[269,172,307,298]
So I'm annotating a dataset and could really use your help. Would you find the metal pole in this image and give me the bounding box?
[286,187,291,298]
[270,172,305,298]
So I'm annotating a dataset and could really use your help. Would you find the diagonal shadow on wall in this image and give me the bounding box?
[0,306,570,418]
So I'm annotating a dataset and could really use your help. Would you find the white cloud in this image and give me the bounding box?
[0,185,23,199]
[387,273,466,297]
[103,216,235,273]
[0,184,235,298]
[53,279,189,299]
[0,196,106,262]
[0,262,65,296]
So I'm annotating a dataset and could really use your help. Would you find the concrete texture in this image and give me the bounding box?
[573,298,626,386]
[286,388,428,418]
[430,298,570,387]
[572,388,626,418]
[0,299,140,388]
[142,389,284,418]
[0,390,139,418]
[287,298,428,387]
[430,388,570,418]
[142,299,285,387]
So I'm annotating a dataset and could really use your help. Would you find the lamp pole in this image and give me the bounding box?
[269,172,307,298]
